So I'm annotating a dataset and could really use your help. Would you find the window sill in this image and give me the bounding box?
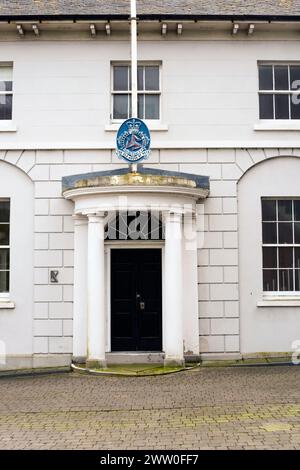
[105,122,169,132]
[0,301,15,309]
[254,120,300,131]
[0,121,17,132]
[257,297,300,307]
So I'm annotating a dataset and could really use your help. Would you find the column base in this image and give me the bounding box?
[72,356,87,365]
[164,356,185,367]
[86,359,107,369]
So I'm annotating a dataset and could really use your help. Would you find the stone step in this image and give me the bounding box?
[105,352,165,365]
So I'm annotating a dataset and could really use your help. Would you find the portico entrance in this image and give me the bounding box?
[62,166,209,367]
[111,248,162,352]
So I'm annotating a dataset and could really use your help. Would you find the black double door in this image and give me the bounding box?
[111,249,162,351]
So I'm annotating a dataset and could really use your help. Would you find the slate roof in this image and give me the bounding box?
[1,1,300,20]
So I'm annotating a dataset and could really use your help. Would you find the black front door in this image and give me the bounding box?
[111,249,162,351]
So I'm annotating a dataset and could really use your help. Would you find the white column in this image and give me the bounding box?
[182,213,200,357]
[86,212,106,368]
[72,215,88,363]
[164,211,184,366]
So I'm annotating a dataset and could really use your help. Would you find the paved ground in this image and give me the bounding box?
[0,365,299,449]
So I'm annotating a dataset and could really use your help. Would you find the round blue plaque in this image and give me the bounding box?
[116,118,151,163]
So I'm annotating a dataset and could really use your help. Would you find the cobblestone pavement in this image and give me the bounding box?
[0,366,299,449]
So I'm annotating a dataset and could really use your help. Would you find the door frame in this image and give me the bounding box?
[105,241,165,353]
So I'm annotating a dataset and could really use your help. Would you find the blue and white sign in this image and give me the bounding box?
[116,118,151,163]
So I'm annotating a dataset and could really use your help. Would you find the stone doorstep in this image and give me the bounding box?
[105,352,165,365]
[105,353,201,365]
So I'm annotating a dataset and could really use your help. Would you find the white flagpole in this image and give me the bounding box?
[130,0,138,172]
[131,0,138,119]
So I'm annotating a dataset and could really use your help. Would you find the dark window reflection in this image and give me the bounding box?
[278,223,293,244]
[262,200,276,221]
[259,94,273,119]
[278,269,294,291]
[263,270,278,291]
[263,247,277,269]
[279,247,293,268]
[263,222,277,244]
[278,200,292,221]
[259,65,273,90]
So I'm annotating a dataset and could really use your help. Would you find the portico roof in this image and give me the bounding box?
[62,165,209,197]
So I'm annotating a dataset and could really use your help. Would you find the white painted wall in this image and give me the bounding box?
[0,38,298,146]
[0,31,299,366]
[239,157,300,353]
[0,160,34,368]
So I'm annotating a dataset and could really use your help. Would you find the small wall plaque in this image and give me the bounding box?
[50,270,59,283]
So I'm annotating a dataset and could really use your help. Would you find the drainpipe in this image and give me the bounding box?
[130,0,138,173]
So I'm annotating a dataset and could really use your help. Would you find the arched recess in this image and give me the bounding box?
[238,156,300,354]
[0,160,34,369]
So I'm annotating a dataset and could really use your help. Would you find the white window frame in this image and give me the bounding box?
[0,198,10,300]
[0,63,13,123]
[258,62,300,121]
[262,197,300,296]
[110,61,162,123]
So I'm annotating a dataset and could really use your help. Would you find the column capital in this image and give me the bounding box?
[162,210,182,224]
[83,211,107,221]
[72,214,88,226]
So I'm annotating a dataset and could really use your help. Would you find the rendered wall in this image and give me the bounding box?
[239,157,300,354]
[0,160,34,369]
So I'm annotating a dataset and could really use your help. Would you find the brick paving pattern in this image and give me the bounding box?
[0,365,299,449]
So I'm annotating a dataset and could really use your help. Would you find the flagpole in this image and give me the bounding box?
[130,0,138,172]
[131,0,138,119]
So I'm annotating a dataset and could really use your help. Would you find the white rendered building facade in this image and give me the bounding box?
[0,3,300,369]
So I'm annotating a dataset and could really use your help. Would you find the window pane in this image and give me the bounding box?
[279,269,294,291]
[113,94,129,120]
[137,66,144,91]
[145,95,159,119]
[263,247,277,268]
[294,201,300,221]
[294,223,300,244]
[138,94,144,119]
[0,201,9,222]
[145,66,159,91]
[295,269,300,291]
[290,65,300,90]
[279,247,293,268]
[0,271,9,293]
[263,270,277,291]
[0,94,12,120]
[0,224,9,245]
[274,66,289,90]
[278,200,292,221]
[262,222,277,244]
[262,200,276,221]
[275,94,289,119]
[290,94,300,119]
[0,249,9,269]
[113,66,129,91]
[259,65,273,90]
[278,222,293,244]
[295,247,300,269]
[0,81,12,92]
[259,94,273,119]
